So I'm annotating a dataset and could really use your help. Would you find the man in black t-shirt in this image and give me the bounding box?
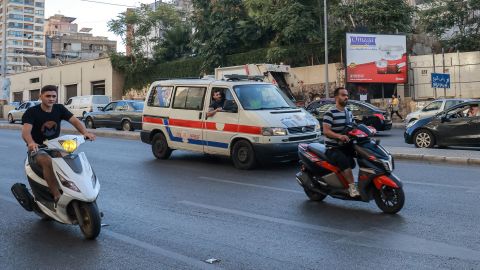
[22,85,96,204]
[206,89,226,118]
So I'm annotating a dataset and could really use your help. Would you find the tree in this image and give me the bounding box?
[191,0,258,72]
[331,0,414,34]
[108,3,183,58]
[420,0,480,51]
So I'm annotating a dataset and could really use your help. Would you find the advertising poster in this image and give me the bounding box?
[346,33,407,83]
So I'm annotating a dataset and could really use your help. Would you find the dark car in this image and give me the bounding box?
[306,99,392,131]
[83,100,144,131]
[404,100,480,148]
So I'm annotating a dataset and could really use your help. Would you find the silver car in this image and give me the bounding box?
[7,101,41,123]
[405,99,469,124]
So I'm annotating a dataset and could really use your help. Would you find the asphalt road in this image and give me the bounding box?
[1,129,479,269]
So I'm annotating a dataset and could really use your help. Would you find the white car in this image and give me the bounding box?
[65,95,111,118]
[405,99,469,125]
[7,101,41,123]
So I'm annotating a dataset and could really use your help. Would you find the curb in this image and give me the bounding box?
[1,123,478,166]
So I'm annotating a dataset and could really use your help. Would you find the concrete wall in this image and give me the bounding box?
[7,58,124,103]
[410,51,480,100]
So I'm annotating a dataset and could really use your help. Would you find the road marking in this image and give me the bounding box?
[198,176,303,194]
[179,200,480,261]
[402,181,469,189]
[103,230,222,270]
[0,194,221,270]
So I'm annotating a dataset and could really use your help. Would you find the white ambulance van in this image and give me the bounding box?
[140,77,320,169]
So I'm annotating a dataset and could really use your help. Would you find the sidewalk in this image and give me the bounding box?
[1,122,479,166]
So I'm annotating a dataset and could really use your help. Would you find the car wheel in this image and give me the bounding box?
[8,114,14,124]
[152,133,172,159]
[85,117,96,129]
[121,120,133,131]
[231,140,257,170]
[414,129,435,148]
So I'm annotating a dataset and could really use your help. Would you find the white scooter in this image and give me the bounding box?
[11,135,102,240]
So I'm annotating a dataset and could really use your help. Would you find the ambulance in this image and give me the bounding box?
[140,77,320,169]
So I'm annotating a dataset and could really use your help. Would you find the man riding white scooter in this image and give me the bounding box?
[21,85,96,207]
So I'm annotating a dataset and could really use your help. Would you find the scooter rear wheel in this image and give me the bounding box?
[373,186,405,214]
[78,201,101,240]
[304,188,327,202]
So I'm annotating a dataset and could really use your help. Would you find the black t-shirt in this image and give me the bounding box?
[210,98,225,110]
[22,104,74,144]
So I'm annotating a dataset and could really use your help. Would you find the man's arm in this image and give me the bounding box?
[322,123,349,142]
[68,116,96,140]
[22,123,39,152]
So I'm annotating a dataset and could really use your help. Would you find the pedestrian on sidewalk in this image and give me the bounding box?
[390,95,403,120]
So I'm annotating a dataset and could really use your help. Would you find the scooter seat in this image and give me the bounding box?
[307,143,329,161]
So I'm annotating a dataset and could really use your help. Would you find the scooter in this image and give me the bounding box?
[11,135,102,239]
[296,123,405,214]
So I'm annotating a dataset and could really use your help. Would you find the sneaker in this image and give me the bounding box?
[348,183,360,197]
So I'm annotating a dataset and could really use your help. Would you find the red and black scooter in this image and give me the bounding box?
[296,123,405,214]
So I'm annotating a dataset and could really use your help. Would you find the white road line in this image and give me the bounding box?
[103,230,221,270]
[198,176,303,194]
[403,180,469,189]
[179,200,480,261]
[0,195,221,270]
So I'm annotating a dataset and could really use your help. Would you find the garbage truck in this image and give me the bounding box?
[215,64,301,105]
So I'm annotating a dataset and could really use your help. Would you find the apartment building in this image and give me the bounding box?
[0,0,45,75]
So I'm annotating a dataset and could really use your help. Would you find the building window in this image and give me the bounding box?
[35,18,43,24]
[8,30,23,37]
[9,0,24,4]
[34,42,43,48]
[34,10,44,16]
[24,8,34,14]
[30,77,39,83]
[24,16,34,22]
[24,24,34,30]
[13,92,23,102]
[34,26,43,31]
[35,2,44,8]
[8,22,23,29]
[9,14,23,20]
[30,89,40,101]
[91,80,106,95]
[24,0,34,6]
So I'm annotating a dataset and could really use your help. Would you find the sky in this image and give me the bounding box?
[44,0,160,53]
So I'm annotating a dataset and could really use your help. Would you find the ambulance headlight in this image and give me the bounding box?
[262,127,288,136]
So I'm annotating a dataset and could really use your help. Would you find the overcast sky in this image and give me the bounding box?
[44,0,162,53]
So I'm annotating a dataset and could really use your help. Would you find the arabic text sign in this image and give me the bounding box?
[431,73,450,88]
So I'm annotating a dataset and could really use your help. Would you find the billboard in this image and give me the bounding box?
[346,33,407,83]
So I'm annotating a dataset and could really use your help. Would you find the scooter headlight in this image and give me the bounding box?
[56,172,81,192]
[60,139,77,153]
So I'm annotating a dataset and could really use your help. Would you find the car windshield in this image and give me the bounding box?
[93,96,109,104]
[233,84,295,110]
[131,101,144,110]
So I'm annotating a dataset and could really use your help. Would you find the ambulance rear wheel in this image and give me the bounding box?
[232,140,257,170]
[152,133,172,159]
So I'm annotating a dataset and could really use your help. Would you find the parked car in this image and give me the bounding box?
[404,100,480,148]
[65,95,111,118]
[7,101,41,123]
[83,100,144,131]
[405,98,469,124]
[306,99,392,131]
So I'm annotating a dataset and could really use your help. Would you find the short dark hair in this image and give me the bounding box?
[334,87,347,97]
[41,85,58,94]
[212,89,225,99]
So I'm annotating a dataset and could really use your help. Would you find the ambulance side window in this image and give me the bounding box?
[173,86,207,110]
[148,85,173,108]
[210,87,238,113]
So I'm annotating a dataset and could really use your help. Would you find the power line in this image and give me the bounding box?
[79,0,136,8]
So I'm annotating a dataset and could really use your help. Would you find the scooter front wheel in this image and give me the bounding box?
[303,188,327,202]
[373,186,405,214]
[78,201,101,240]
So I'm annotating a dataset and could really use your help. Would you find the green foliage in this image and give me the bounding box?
[419,0,480,51]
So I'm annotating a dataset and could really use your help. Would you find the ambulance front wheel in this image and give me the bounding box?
[232,140,257,170]
[152,133,172,159]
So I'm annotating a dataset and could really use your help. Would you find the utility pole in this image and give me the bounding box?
[323,0,329,98]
